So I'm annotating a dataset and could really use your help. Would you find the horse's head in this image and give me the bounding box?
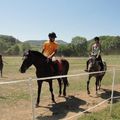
[20,50,47,73]
[88,55,98,72]
[20,50,33,73]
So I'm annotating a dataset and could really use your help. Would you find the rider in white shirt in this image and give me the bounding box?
[85,37,103,72]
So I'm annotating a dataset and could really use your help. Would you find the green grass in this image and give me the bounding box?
[78,102,120,120]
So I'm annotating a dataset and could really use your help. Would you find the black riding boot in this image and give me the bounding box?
[99,62,104,71]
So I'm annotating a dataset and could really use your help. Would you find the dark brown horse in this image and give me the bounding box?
[87,55,107,94]
[19,50,69,107]
[0,55,3,77]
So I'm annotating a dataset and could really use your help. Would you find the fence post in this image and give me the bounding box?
[28,78,35,120]
[110,68,115,115]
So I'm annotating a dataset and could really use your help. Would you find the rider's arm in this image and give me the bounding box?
[48,49,57,59]
[96,44,101,58]
[42,49,44,54]
[91,44,94,54]
[42,42,46,54]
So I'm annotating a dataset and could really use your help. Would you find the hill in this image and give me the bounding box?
[24,40,68,51]
[25,40,68,46]
[0,35,22,55]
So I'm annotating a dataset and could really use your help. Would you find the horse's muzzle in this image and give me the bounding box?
[19,68,25,73]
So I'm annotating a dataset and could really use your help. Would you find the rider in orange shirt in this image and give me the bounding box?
[42,32,60,74]
[42,32,58,60]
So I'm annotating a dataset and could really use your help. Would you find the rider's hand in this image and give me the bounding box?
[46,58,50,63]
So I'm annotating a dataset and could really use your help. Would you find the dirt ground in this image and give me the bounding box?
[0,84,120,120]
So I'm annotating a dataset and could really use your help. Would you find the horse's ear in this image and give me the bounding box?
[22,50,30,60]
[23,50,30,56]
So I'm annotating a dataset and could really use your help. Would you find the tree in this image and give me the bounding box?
[22,42,31,52]
[6,44,20,55]
[71,36,88,56]
[57,44,74,57]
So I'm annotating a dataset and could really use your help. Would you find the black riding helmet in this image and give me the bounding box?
[48,32,57,38]
[94,37,99,41]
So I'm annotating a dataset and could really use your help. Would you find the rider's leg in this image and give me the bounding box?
[97,55,104,70]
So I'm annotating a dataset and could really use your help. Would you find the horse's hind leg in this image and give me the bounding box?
[95,77,100,94]
[0,70,2,77]
[49,80,56,103]
[99,76,103,90]
[63,77,69,96]
[57,78,62,97]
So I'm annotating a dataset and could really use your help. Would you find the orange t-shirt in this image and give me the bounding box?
[43,40,58,57]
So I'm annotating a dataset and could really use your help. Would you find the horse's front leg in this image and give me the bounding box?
[36,81,42,107]
[87,75,91,94]
[1,70,2,77]
[48,80,56,103]
[57,78,62,97]
[95,77,99,95]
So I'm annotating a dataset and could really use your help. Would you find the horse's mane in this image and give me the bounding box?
[29,50,47,60]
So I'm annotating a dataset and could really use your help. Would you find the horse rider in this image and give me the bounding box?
[42,32,58,60]
[42,32,61,74]
[85,37,104,72]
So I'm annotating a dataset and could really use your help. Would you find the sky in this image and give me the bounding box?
[0,0,120,42]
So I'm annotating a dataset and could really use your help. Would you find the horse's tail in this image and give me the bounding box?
[62,59,69,87]
[66,62,69,87]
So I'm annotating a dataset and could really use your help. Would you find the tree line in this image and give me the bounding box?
[0,34,120,56]
[57,36,120,56]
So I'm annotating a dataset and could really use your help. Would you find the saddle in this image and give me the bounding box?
[49,59,63,74]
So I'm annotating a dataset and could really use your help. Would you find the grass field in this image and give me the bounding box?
[79,102,120,120]
[0,55,120,120]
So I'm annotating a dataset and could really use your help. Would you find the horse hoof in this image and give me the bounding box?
[87,91,90,95]
[35,104,40,108]
[52,100,56,104]
[63,93,66,96]
[52,98,56,103]
[96,92,98,95]
[63,95,66,97]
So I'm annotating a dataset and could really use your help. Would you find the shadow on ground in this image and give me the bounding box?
[36,95,87,120]
[100,88,120,103]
